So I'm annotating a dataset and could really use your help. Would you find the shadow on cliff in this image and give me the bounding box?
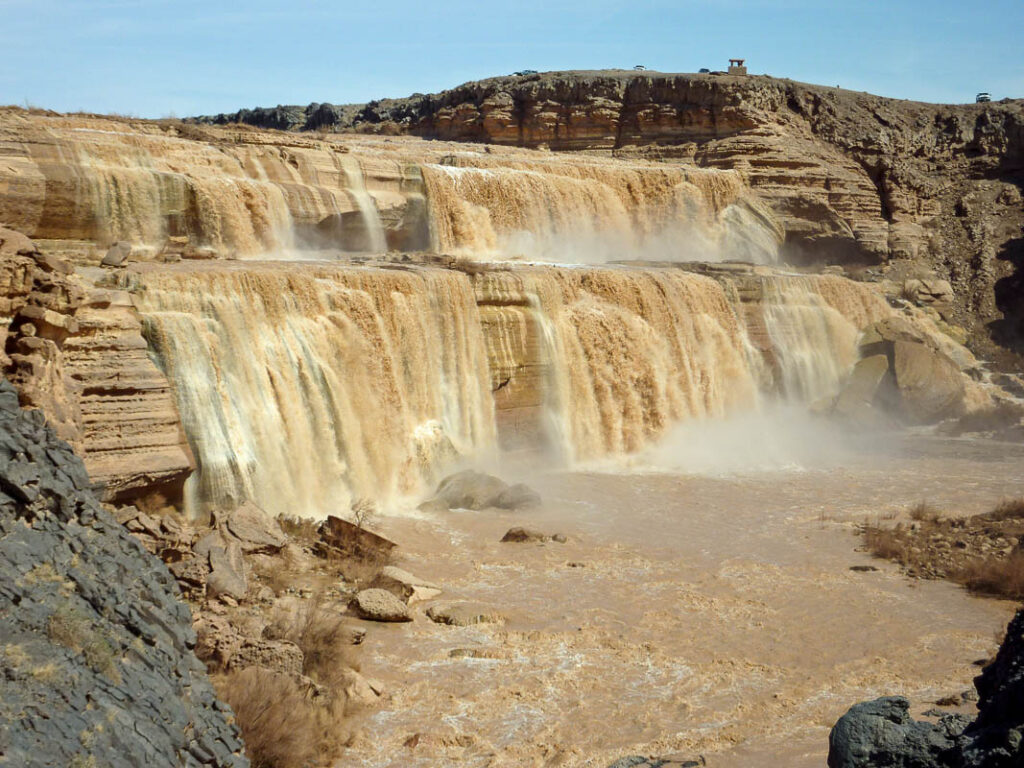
[988,197,1024,364]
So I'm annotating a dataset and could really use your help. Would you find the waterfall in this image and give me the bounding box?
[421,155,782,263]
[759,275,890,403]
[338,156,387,252]
[473,266,762,460]
[121,262,894,514]
[126,264,495,517]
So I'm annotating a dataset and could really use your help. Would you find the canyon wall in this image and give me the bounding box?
[0,379,247,767]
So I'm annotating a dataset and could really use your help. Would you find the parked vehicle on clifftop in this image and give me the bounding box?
[976,92,991,103]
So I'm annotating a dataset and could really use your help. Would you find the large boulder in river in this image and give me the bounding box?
[959,609,1024,768]
[828,608,1024,768]
[891,340,966,423]
[419,470,541,511]
[831,317,971,425]
[369,566,441,603]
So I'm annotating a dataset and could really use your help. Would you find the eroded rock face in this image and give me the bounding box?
[0,379,248,768]
[0,227,194,504]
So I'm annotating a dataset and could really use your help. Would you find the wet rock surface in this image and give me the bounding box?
[0,380,247,767]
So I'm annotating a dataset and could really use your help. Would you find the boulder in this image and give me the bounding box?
[349,588,412,622]
[827,696,966,768]
[101,241,132,267]
[426,602,503,627]
[337,668,383,709]
[832,355,895,421]
[369,566,441,603]
[903,278,954,307]
[494,483,542,510]
[420,470,541,511]
[228,638,304,676]
[224,501,287,554]
[0,225,39,256]
[430,470,508,509]
[194,613,243,670]
[892,341,966,423]
[960,609,1024,767]
[500,527,550,543]
[207,541,248,601]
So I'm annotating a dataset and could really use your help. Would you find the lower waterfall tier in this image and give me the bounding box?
[125,262,892,517]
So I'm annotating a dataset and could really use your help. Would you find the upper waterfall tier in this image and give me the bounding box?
[0,112,781,264]
[421,154,781,262]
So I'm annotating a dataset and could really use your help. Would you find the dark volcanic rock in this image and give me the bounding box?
[827,696,965,767]
[0,379,248,767]
[960,609,1024,768]
[829,608,1024,768]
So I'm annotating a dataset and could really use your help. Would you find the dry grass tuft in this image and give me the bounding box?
[864,526,910,563]
[988,497,1024,522]
[265,594,360,682]
[909,501,943,523]
[213,668,347,768]
[957,551,1024,600]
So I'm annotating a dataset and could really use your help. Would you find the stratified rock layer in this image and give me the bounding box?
[0,379,247,767]
[0,227,193,503]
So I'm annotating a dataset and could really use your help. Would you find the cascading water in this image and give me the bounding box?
[759,275,890,403]
[421,155,783,263]
[126,264,495,517]
[338,155,388,252]
[122,260,897,514]
[473,266,763,461]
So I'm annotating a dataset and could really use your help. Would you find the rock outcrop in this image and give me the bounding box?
[0,379,247,767]
[0,227,194,504]
[827,608,1024,768]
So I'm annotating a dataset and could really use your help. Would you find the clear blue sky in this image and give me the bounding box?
[2,0,1021,118]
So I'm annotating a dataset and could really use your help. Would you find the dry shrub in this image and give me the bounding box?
[864,526,909,563]
[276,514,319,546]
[267,595,360,682]
[909,501,943,523]
[213,668,346,768]
[958,551,1024,600]
[988,498,1024,522]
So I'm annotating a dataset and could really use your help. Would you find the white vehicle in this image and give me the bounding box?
[976,92,992,103]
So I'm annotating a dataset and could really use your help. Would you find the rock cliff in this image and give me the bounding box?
[0,227,193,504]
[0,379,247,767]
